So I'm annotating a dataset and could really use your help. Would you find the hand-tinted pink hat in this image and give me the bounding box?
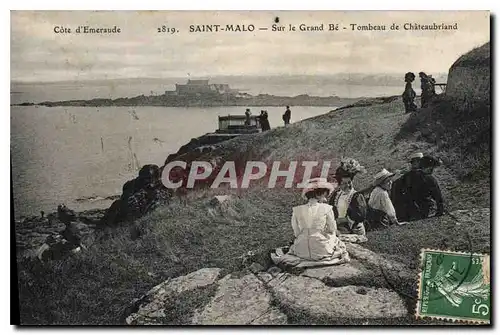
[301,178,335,199]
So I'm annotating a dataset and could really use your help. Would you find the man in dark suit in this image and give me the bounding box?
[392,154,444,221]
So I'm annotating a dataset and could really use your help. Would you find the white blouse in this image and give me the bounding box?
[368,186,397,218]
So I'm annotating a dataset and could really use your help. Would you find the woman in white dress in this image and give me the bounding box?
[286,178,349,263]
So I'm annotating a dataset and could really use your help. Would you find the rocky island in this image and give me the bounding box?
[14,79,360,107]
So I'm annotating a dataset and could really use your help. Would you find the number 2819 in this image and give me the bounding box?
[157,26,177,34]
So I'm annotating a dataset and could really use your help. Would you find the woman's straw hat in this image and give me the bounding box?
[372,168,396,186]
[301,178,335,199]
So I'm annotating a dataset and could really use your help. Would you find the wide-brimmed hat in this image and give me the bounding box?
[301,177,335,199]
[420,156,442,169]
[409,152,424,161]
[372,168,396,186]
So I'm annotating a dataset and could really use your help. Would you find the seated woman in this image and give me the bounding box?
[367,169,407,228]
[271,178,350,268]
[329,158,367,236]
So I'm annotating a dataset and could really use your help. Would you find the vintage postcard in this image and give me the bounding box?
[11,10,491,325]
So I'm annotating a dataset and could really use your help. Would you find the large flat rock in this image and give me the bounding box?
[126,268,221,325]
[301,261,371,286]
[191,273,287,325]
[346,243,416,282]
[250,307,288,325]
[269,273,407,320]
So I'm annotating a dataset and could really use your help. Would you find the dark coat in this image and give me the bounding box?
[258,113,271,131]
[402,82,417,113]
[391,169,444,221]
[282,108,291,123]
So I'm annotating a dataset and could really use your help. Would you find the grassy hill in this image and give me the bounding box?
[17,92,490,324]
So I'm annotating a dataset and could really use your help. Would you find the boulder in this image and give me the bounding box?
[126,268,221,325]
[102,164,172,226]
[269,273,407,320]
[191,273,287,325]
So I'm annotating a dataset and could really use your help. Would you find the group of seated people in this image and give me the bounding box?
[272,154,444,268]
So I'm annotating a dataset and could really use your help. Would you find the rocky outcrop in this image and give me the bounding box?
[164,134,238,164]
[125,243,412,325]
[192,273,287,325]
[269,274,407,321]
[101,164,172,226]
[125,268,222,325]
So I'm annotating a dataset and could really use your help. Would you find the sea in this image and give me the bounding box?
[11,78,410,218]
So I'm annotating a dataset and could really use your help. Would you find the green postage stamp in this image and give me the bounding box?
[416,249,490,324]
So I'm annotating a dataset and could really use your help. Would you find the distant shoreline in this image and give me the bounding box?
[12,93,361,108]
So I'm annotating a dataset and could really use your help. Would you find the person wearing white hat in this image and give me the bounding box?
[285,178,350,262]
[367,169,406,228]
[409,152,424,170]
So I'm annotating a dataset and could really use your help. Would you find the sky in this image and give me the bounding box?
[10,10,490,82]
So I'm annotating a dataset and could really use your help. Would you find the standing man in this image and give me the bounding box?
[402,72,417,113]
[419,72,436,108]
[258,110,271,131]
[245,108,252,126]
[282,106,291,126]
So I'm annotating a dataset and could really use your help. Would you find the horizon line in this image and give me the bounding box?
[11,72,449,85]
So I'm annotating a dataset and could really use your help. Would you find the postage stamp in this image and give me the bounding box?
[416,249,490,324]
